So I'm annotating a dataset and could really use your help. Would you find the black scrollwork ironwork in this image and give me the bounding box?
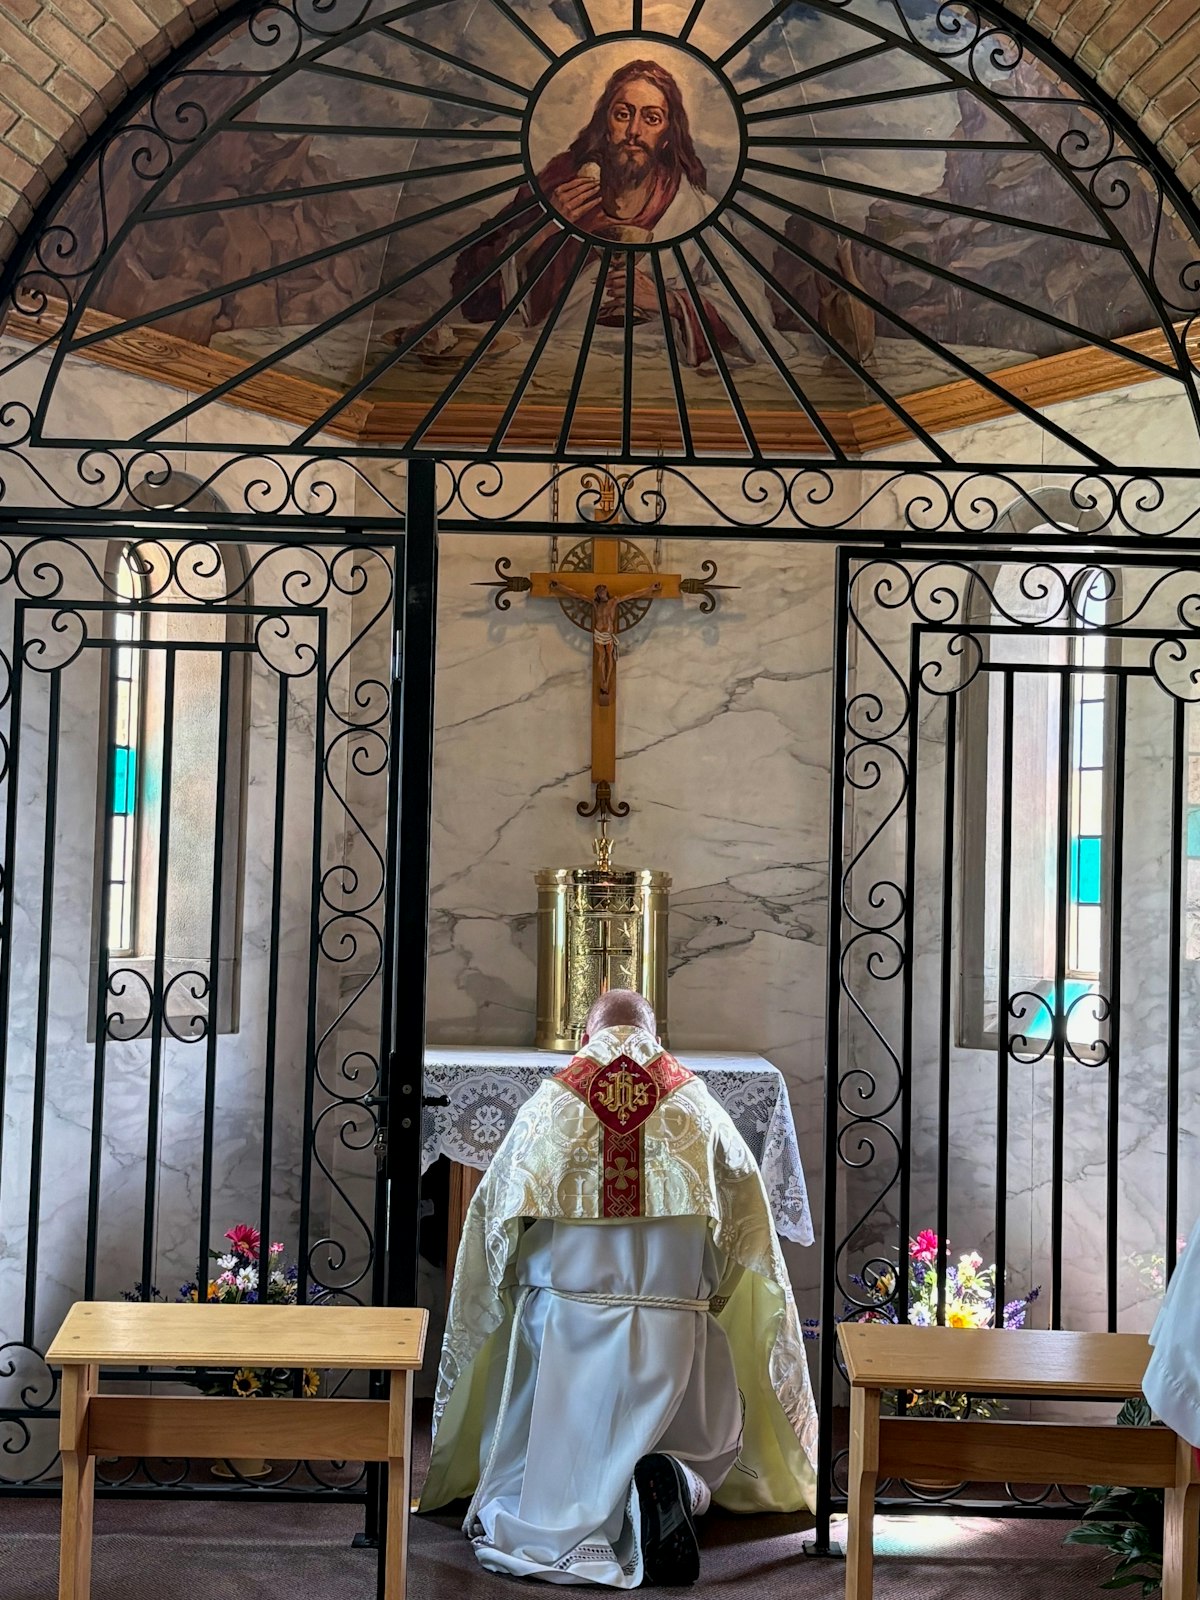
[474,556,531,611]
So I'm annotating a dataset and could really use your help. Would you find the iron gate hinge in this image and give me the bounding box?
[374,1126,388,1170]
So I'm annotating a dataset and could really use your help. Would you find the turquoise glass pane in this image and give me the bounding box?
[1021,981,1101,1042]
[1071,836,1102,905]
[1188,806,1200,859]
[112,746,137,816]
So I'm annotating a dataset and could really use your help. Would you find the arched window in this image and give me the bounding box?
[958,495,1112,1057]
[92,477,251,1040]
[108,545,147,956]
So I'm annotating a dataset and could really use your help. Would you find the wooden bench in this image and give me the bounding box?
[839,1324,1200,1600]
[47,1301,428,1600]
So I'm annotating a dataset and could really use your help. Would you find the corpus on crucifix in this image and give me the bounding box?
[546,575,664,706]
[479,521,732,819]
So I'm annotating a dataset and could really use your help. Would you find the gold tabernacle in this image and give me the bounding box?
[535,834,669,1052]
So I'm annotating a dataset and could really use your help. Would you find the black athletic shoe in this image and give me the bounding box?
[634,1453,701,1587]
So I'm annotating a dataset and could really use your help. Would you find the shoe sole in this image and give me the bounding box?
[635,1453,700,1587]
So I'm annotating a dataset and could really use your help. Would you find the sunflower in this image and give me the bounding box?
[232,1368,261,1397]
[303,1369,321,1398]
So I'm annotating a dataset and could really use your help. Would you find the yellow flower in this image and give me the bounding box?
[947,1307,975,1329]
[206,1281,220,1301]
[232,1369,261,1397]
[303,1369,321,1398]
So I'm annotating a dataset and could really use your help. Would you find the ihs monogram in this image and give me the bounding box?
[594,1067,651,1127]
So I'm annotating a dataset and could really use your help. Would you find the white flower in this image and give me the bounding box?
[217,1254,237,1271]
[235,1267,257,1291]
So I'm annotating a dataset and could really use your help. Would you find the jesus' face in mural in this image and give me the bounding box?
[548,60,709,235]
[452,52,774,364]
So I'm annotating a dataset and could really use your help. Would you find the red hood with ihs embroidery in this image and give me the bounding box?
[554,1025,694,1219]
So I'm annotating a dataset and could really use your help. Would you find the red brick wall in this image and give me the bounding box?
[1,0,1199,267]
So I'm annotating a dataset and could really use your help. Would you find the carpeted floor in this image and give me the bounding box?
[0,1496,1117,1598]
[0,1414,1116,1599]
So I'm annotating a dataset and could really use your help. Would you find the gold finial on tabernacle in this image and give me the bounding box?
[592,815,614,872]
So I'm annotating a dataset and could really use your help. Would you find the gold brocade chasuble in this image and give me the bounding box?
[420,1026,819,1516]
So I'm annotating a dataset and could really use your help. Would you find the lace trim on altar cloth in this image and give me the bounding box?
[421,1060,812,1244]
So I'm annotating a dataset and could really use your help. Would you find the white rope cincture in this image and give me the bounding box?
[547,1288,715,1313]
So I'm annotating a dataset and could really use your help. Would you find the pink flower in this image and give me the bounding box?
[225,1224,261,1258]
[910,1230,944,1264]
[270,1242,284,1256]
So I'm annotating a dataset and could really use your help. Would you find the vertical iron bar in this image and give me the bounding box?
[364,539,405,1547]
[258,672,289,1302]
[377,464,439,1597]
[936,694,957,1326]
[1166,697,1184,1281]
[297,609,328,1312]
[141,648,176,1307]
[85,633,120,1298]
[387,465,438,1305]
[196,652,232,1301]
[23,669,62,1347]
[994,670,1014,1322]
[0,610,26,1221]
[814,546,850,1555]
[1105,674,1126,1331]
[1050,671,1072,1330]
[373,542,404,1315]
[899,628,919,1328]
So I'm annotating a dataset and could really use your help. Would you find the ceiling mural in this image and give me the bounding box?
[4,0,1200,468]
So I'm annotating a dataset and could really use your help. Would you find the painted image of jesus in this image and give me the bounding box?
[450,58,783,370]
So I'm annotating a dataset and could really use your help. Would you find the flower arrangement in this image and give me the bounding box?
[124,1223,319,1400]
[851,1231,1039,1419]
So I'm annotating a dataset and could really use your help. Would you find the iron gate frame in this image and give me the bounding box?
[818,539,1200,1549]
[0,479,436,1540]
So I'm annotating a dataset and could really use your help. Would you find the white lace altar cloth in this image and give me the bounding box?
[421,1047,813,1246]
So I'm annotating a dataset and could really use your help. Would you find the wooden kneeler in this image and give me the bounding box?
[48,1302,428,1600]
[839,1325,1200,1600]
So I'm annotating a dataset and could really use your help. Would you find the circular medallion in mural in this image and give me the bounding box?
[526,40,742,248]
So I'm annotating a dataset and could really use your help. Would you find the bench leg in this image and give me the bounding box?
[1164,1437,1200,1600]
[58,1363,98,1600]
[845,1386,880,1600]
[383,1370,414,1600]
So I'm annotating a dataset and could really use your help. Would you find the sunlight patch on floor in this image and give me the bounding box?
[831,1514,1000,1557]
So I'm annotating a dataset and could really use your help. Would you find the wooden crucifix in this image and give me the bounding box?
[479,525,733,820]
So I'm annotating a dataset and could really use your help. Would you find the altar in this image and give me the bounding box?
[421,1047,813,1278]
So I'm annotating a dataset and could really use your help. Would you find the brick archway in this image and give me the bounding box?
[1,0,1199,266]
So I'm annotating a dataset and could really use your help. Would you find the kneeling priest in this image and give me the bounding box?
[419,988,817,1587]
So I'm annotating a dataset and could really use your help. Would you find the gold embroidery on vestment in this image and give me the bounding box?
[594,1067,651,1126]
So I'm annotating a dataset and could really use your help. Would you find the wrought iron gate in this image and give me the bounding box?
[820,543,1200,1535]
[0,517,426,1506]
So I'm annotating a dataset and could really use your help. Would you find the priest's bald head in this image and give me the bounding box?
[584,987,657,1040]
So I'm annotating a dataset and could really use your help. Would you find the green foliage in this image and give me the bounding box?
[1064,1398,1172,1597]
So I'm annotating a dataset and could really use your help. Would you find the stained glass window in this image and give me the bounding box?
[1187,712,1200,961]
[1066,576,1108,978]
[108,547,144,954]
